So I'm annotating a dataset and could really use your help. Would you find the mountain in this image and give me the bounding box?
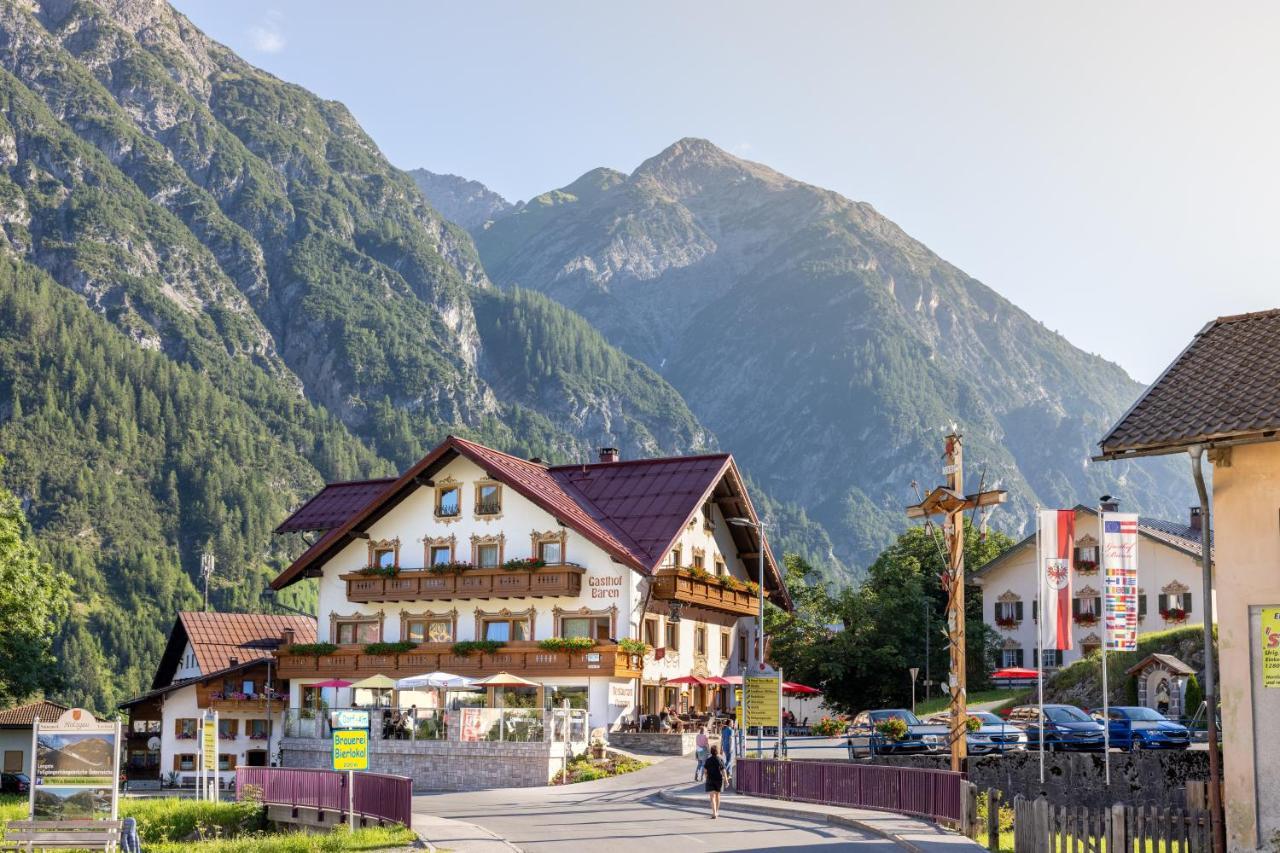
[456,138,1190,567]
[410,169,513,230]
[0,0,720,710]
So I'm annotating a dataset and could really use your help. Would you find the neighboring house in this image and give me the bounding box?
[1097,307,1280,851]
[269,436,789,732]
[119,612,316,787]
[972,504,1215,672]
[0,700,73,777]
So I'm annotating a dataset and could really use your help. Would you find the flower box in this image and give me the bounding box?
[1075,560,1099,574]
[1160,608,1187,624]
[994,617,1020,629]
[1073,613,1099,627]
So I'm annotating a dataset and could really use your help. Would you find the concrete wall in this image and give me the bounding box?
[0,730,30,774]
[1212,441,1280,851]
[810,751,1214,810]
[280,737,568,791]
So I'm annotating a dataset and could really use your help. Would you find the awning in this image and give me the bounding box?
[666,675,729,687]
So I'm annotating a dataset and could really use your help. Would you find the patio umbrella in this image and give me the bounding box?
[312,679,354,688]
[665,675,706,686]
[470,671,539,688]
[350,674,397,689]
[395,671,476,690]
[991,667,1039,680]
[783,682,821,695]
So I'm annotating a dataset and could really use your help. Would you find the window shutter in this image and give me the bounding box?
[1184,592,1192,614]
[173,754,181,771]
[1016,601,1024,621]
[1015,649,1024,667]
[1072,598,1080,616]
[1158,594,1168,612]
[1093,596,1102,614]
[1032,600,1039,621]
[1033,648,1039,667]
[994,602,1001,620]
[1138,594,1147,616]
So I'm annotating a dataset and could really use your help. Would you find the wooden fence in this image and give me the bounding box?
[1010,794,1212,853]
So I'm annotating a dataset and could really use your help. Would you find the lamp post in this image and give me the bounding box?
[727,517,767,672]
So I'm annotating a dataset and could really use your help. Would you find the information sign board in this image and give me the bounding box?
[743,675,781,728]
[332,729,369,771]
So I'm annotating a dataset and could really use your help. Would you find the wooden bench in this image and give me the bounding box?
[2,819,123,851]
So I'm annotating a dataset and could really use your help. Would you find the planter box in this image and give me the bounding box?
[340,566,585,603]
[651,569,757,617]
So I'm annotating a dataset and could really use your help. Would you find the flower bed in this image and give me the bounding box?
[552,754,649,785]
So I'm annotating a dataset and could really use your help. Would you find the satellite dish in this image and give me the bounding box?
[146,736,161,751]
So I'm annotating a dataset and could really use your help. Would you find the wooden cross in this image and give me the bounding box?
[905,433,1006,772]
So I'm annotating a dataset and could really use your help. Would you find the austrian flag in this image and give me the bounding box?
[1038,509,1075,651]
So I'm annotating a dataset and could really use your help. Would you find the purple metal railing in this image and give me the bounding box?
[734,758,964,824]
[236,767,412,827]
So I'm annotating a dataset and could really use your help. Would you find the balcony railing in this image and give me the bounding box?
[276,640,645,681]
[205,694,282,712]
[341,565,584,603]
[652,568,757,617]
[282,706,588,745]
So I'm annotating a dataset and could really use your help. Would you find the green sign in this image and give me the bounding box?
[332,729,368,771]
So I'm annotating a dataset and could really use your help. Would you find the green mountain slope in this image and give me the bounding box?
[465,138,1192,567]
[0,0,725,709]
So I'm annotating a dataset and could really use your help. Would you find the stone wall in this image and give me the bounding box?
[609,732,699,755]
[281,737,568,792]
[805,751,1213,809]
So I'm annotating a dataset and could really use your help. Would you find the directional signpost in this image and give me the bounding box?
[332,725,368,831]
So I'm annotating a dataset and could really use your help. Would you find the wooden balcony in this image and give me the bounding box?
[339,565,585,603]
[275,641,644,681]
[204,696,282,713]
[651,569,758,617]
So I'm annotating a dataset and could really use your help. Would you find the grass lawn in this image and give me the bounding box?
[915,688,1029,717]
[0,795,417,851]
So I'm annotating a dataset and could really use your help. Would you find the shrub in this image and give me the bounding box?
[537,637,596,652]
[356,564,397,577]
[118,797,265,843]
[452,640,505,656]
[617,638,649,656]
[810,716,846,737]
[364,641,417,655]
[427,560,473,575]
[1184,673,1203,716]
[287,643,338,656]
[502,557,546,571]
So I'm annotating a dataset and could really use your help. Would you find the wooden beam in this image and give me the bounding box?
[738,551,760,561]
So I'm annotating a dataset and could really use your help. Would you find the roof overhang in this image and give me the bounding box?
[1095,429,1280,463]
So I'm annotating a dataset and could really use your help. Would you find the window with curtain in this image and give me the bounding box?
[664,622,680,650]
[335,620,380,644]
[477,543,500,568]
[430,544,452,565]
[406,618,453,643]
[561,616,609,640]
[483,619,527,642]
[538,539,563,564]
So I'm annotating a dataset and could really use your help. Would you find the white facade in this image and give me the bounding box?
[292,453,760,730]
[973,507,1215,671]
[151,683,283,786]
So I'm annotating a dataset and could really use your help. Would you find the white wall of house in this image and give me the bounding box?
[175,642,201,681]
[975,510,1216,671]
[158,685,284,785]
[0,730,32,775]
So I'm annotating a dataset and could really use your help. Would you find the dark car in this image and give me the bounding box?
[848,709,948,755]
[1099,706,1191,751]
[1007,704,1106,751]
[1,772,30,794]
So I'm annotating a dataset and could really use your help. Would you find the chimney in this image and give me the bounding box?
[281,628,296,647]
[1100,496,1120,513]
[228,656,239,667]
[598,447,620,464]
[1189,506,1203,532]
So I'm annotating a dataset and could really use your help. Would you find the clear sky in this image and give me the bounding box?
[172,1,1280,383]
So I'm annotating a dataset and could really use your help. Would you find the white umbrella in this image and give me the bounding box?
[396,671,477,690]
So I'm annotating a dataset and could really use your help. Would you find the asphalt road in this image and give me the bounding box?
[414,754,899,852]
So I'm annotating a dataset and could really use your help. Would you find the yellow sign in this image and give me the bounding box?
[332,729,369,771]
[1262,607,1280,688]
[201,722,217,765]
[734,688,742,727]
[743,675,780,728]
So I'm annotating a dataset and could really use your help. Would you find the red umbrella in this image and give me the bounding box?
[783,682,820,695]
[313,679,354,688]
[991,667,1038,680]
[666,675,727,686]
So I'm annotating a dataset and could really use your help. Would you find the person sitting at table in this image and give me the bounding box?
[659,709,670,732]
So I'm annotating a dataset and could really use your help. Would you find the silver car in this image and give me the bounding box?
[924,710,1028,754]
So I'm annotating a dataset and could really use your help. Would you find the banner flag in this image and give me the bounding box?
[1038,509,1075,651]
[1102,512,1140,651]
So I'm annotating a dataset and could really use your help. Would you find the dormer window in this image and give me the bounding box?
[475,482,502,516]
[435,484,460,518]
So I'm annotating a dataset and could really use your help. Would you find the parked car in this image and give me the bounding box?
[1096,706,1191,751]
[924,710,1028,754]
[1,772,29,794]
[1007,704,1106,751]
[847,709,948,754]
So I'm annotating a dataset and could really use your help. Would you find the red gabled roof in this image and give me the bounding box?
[275,478,397,533]
[0,700,70,727]
[269,436,786,604]
[178,612,317,673]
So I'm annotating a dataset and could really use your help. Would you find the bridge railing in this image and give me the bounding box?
[236,767,412,827]
[734,757,965,825]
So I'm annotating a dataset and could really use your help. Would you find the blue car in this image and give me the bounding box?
[1100,706,1191,751]
[1007,704,1106,752]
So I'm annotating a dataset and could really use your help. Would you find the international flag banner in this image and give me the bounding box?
[1102,512,1140,651]
[1038,509,1075,651]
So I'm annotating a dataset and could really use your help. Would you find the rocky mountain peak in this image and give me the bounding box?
[633,137,787,198]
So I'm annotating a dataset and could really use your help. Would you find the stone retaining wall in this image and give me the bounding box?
[608,732,699,755]
[812,751,1214,809]
[281,737,572,791]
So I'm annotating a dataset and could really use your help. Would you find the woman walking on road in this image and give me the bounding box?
[704,744,725,818]
[694,726,709,781]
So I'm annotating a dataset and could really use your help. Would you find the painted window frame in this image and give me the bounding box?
[475,480,503,517]
[434,478,462,520]
[553,605,617,640]
[368,538,400,570]
[475,606,537,642]
[401,608,459,643]
[471,533,505,568]
[531,529,567,565]
[330,610,384,645]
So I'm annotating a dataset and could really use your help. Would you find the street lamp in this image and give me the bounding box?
[727,517,767,672]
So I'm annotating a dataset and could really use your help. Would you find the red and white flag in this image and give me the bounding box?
[1038,509,1075,651]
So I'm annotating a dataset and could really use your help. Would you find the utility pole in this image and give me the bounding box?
[906,433,1006,772]
[201,552,216,612]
